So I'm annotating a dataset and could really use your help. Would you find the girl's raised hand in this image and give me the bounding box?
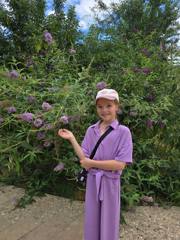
[58,129,74,141]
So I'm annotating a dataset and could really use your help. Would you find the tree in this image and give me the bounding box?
[0,0,46,62]
[45,1,79,50]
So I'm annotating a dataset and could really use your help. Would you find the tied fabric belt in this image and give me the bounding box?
[88,169,120,201]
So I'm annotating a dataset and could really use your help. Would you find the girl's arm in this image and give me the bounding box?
[80,158,126,171]
[69,135,85,160]
[58,129,85,160]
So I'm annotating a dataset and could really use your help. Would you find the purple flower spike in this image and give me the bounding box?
[34,118,43,128]
[69,48,76,54]
[44,30,53,45]
[43,123,53,130]
[36,131,46,140]
[146,119,154,129]
[20,112,33,123]
[27,95,36,104]
[157,120,165,129]
[8,70,19,79]
[43,140,52,148]
[7,106,16,114]
[42,102,52,111]
[96,81,107,90]
[54,162,64,172]
[59,115,69,124]
[142,67,151,75]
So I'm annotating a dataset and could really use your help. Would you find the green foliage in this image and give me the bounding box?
[0,0,46,62]
[0,0,80,64]
[0,34,95,204]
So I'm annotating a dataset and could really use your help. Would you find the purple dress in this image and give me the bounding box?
[81,119,133,240]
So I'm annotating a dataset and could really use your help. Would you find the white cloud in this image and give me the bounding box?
[46,9,55,16]
[71,0,120,30]
[1,0,9,9]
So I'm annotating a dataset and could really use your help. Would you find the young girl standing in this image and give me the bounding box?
[58,88,133,240]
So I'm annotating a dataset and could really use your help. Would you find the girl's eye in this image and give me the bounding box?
[107,105,112,108]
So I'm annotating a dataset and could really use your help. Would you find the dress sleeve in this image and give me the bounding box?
[114,127,133,164]
[81,128,91,158]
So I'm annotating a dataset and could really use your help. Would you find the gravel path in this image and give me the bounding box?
[0,184,180,240]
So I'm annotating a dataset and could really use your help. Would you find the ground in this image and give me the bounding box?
[0,184,180,240]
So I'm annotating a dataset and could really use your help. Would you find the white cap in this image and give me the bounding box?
[96,89,119,102]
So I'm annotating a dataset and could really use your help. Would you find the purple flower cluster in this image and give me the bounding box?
[157,120,165,129]
[43,123,53,130]
[42,102,52,111]
[54,162,64,172]
[146,119,166,129]
[146,119,154,129]
[44,31,53,45]
[33,118,43,128]
[133,67,151,75]
[20,112,33,123]
[43,140,53,148]
[7,106,16,114]
[69,48,76,54]
[36,131,45,140]
[68,115,81,122]
[59,115,69,124]
[96,81,107,90]
[27,95,36,104]
[8,70,19,79]
[142,67,151,75]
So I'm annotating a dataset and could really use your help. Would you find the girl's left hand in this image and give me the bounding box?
[80,158,92,170]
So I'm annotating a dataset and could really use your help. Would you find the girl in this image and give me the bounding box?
[58,88,133,240]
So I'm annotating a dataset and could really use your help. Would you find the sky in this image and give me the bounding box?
[46,0,120,31]
[1,0,179,45]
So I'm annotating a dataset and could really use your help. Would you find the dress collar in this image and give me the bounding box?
[91,119,119,130]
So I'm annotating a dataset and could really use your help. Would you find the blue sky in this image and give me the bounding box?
[46,0,120,31]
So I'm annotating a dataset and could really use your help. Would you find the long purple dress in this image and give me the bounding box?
[81,119,133,240]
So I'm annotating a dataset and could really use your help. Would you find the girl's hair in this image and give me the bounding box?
[114,99,124,123]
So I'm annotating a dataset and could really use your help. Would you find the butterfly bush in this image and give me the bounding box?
[20,113,34,122]
[8,70,19,79]
[96,81,107,90]
[7,106,16,114]
[69,48,76,54]
[59,115,69,124]
[54,162,64,172]
[42,102,52,111]
[43,30,53,45]
[33,118,43,128]
[0,29,178,207]
[27,96,36,104]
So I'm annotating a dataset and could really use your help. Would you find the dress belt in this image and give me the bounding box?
[88,169,120,201]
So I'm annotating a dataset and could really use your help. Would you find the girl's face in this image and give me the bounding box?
[96,98,119,124]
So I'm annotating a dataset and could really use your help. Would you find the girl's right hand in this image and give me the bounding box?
[58,129,74,141]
